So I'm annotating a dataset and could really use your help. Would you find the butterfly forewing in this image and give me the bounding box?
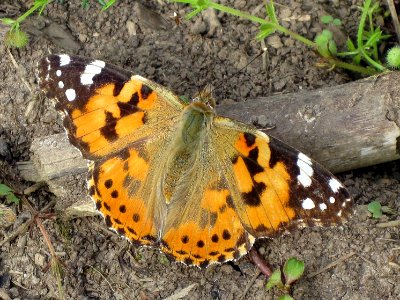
[38,55,184,159]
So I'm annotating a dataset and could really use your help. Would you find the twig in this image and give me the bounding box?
[376,220,400,228]
[0,218,34,247]
[386,0,400,43]
[239,270,262,300]
[6,48,32,94]
[23,182,46,195]
[307,252,356,278]
[163,283,198,300]
[88,265,118,295]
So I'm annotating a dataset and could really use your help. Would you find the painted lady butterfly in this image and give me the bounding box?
[37,54,352,268]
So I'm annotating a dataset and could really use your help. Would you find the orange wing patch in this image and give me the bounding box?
[161,176,255,267]
[66,80,157,158]
[231,132,296,236]
[88,147,157,244]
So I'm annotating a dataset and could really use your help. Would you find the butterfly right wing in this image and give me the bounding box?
[213,117,353,238]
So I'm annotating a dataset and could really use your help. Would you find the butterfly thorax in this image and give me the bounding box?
[162,97,216,204]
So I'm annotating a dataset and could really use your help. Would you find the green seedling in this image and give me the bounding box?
[321,15,342,26]
[1,0,51,48]
[368,200,397,218]
[283,258,305,286]
[0,183,20,204]
[368,200,383,219]
[386,46,400,68]
[315,29,337,58]
[1,0,117,47]
[277,295,294,300]
[266,257,305,299]
[336,0,392,71]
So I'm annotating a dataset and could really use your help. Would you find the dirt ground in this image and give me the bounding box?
[0,0,399,299]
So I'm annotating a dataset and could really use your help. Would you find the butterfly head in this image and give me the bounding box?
[192,84,216,111]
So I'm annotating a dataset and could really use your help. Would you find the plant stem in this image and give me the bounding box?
[207,2,316,47]
[326,58,378,75]
[357,0,385,71]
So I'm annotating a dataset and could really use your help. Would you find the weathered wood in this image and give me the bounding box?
[19,72,400,215]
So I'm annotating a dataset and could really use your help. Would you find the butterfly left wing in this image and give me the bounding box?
[37,54,187,246]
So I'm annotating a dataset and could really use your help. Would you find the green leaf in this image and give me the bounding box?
[328,39,337,56]
[315,30,336,58]
[266,269,283,290]
[0,184,20,204]
[0,184,13,195]
[82,0,90,9]
[346,38,356,51]
[265,1,278,24]
[34,0,51,5]
[332,18,342,26]
[321,15,333,24]
[368,200,383,219]
[185,7,204,19]
[283,258,305,285]
[256,23,276,40]
[6,193,20,204]
[364,29,383,47]
[1,18,16,26]
[277,295,294,300]
[101,0,117,11]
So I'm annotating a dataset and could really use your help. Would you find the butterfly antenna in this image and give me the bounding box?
[211,47,268,96]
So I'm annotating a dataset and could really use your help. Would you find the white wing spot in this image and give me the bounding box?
[58,81,64,89]
[56,70,62,76]
[329,197,336,204]
[47,64,51,71]
[80,60,105,85]
[337,210,342,217]
[342,202,346,207]
[302,198,315,210]
[346,198,351,202]
[297,171,312,187]
[329,178,342,193]
[298,152,312,164]
[319,203,327,211]
[297,153,313,187]
[59,54,71,66]
[92,59,106,68]
[65,89,76,101]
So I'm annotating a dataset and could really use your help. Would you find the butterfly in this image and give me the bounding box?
[37,54,352,268]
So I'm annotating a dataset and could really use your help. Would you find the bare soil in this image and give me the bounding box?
[0,1,399,299]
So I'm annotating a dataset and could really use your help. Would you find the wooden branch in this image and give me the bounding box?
[20,72,400,215]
